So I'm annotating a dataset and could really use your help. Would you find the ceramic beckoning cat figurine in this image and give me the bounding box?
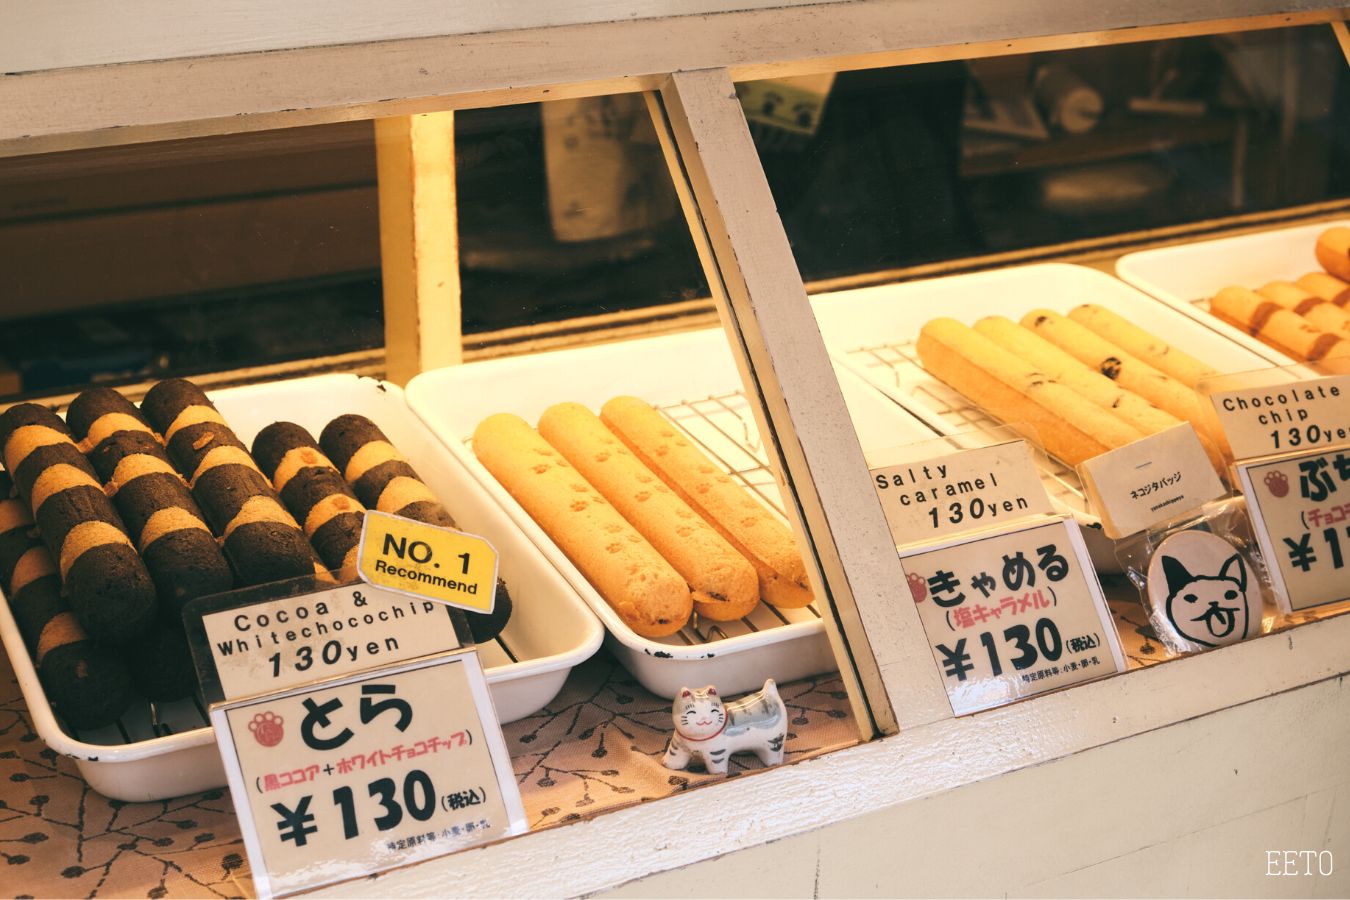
[662,679,788,775]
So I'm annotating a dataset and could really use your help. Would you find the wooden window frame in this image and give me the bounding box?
[2,4,1349,895]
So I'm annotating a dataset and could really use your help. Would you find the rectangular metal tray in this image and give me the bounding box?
[1116,219,1350,366]
[406,328,939,699]
[809,263,1276,538]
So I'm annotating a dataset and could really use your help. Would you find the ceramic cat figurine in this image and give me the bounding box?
[662,679,788,775]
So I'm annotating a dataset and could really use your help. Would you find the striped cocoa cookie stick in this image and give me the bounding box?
[320,414,454,525]
[0,404,157,644]
[140,379,330,588]
[252,422,366,581]
[321,414,513,642]
[67,387,233,620]
[0,472,133,728]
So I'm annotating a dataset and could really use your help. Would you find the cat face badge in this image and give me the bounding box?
[1147,530,1254,650]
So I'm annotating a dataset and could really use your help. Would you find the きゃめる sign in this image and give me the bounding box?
[899,516,1126,715]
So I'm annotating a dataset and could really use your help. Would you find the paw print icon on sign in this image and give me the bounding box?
[1264,470,1290,498]
[249,711,285,748]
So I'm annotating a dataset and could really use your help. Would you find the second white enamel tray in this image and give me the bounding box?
[809,263,1275,535]
[407,327,939,698]
[1116,219,1350,366]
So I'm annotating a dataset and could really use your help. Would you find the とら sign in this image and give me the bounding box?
[358,511,499,614]
[213,652,527,898]
[899,516,1125,715]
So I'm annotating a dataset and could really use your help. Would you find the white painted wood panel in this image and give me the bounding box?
[310,612,1350,898]
[3,0,844,73]
[659,67,949,735]
[4,0,1340,76]
[2,5,1344,155]
[605,674,1350,898]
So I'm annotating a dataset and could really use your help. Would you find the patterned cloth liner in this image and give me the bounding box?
[1,650,855,898]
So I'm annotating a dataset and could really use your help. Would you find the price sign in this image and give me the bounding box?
[1203,368,1350,613]
[1208,373,1350,461]
[899,517,1125,715]
[358,511,499,614]
[186,581,467,704]
[213,652,527,898]
[1238,447,1350,613]
[870,439,1053,545]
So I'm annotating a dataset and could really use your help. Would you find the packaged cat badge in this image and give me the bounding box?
[1117,496,1276,655]
[1146,530,1253,649]
[663,679,788,775]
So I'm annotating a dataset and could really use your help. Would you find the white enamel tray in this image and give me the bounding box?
[809,262,1276,554]
[1116,219,1350,366]
[0,374,603,801]
[406,327,939,699]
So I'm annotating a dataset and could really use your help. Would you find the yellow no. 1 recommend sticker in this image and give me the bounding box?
[357,511,498,614]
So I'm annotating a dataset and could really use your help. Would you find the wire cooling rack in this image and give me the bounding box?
[458,390,822,650]
[843,339,1089,515]
[650,390,824,645]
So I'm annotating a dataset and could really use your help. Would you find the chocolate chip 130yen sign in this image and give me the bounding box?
[899,517,1126,715]
[213,652,527,899]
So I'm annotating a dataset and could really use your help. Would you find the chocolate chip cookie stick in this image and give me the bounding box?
[1066,304,1218,390]
[252,422,366,580]
[140,379,324,587]
[1211,286,1350,363]
[321,414,513,642]
[67,388,233,620]
[0,473,133,728]
[0,404,157,644]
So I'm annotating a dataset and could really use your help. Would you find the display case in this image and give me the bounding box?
[2,3,1349,897]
